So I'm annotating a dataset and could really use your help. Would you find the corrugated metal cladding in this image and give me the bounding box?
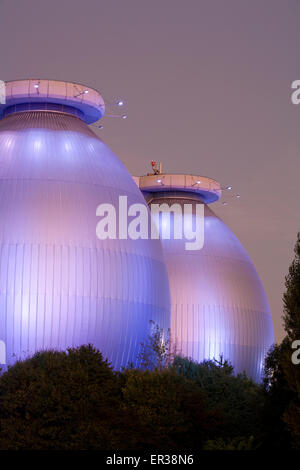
[0,111,170,369]
[145,193,274,382]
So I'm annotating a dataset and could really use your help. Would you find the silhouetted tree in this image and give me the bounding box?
[171,356,265,444]
[262,233,300,449]
[283,232,300,341]
[120,367,221,450]
[0,345,124,450]
[262,338,294,449]
[281,233,300,448]
[283,233,300,340]
[137,320,175,370]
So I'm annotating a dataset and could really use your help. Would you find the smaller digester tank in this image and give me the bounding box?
[138,172,274,382]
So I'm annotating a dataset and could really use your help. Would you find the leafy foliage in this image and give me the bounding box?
[262,338,294,449]
[137,320,173,371]
[120,368,221,450]
[283,232,300,340]
[262,233,300,449]
[0,345,125,449]
[282,357,300,449]
[281,233,300,449]
[172,356,265,441]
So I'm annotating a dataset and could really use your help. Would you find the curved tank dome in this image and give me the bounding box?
[138,173,274,382]
[0,79,170,369]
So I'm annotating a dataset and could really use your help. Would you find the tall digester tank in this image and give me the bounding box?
[0,79,170,368]
[138,173,274,382]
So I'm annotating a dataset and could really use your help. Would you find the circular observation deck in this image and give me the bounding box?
[137,174,222,204]
[0,79,105,124]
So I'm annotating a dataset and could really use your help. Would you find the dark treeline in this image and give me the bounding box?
[0,346,268,450]
[0,234,299,450]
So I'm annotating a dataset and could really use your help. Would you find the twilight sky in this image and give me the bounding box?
[0,0,299,342]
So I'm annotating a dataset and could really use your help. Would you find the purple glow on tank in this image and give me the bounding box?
[0,79,170,369]
[139,174,274,382]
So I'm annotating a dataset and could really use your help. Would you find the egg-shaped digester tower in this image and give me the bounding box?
[0,79,170,369]
[139,173,274,382]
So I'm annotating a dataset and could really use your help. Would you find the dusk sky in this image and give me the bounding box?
[1,0,299,342]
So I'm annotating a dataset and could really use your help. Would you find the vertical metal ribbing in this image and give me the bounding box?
[0,242,170,368]
[0,110,171,369]
[149,195,274,382]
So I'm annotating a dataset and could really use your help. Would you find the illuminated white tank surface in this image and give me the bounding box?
[0,80,170,369]
[139,174,274,382]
